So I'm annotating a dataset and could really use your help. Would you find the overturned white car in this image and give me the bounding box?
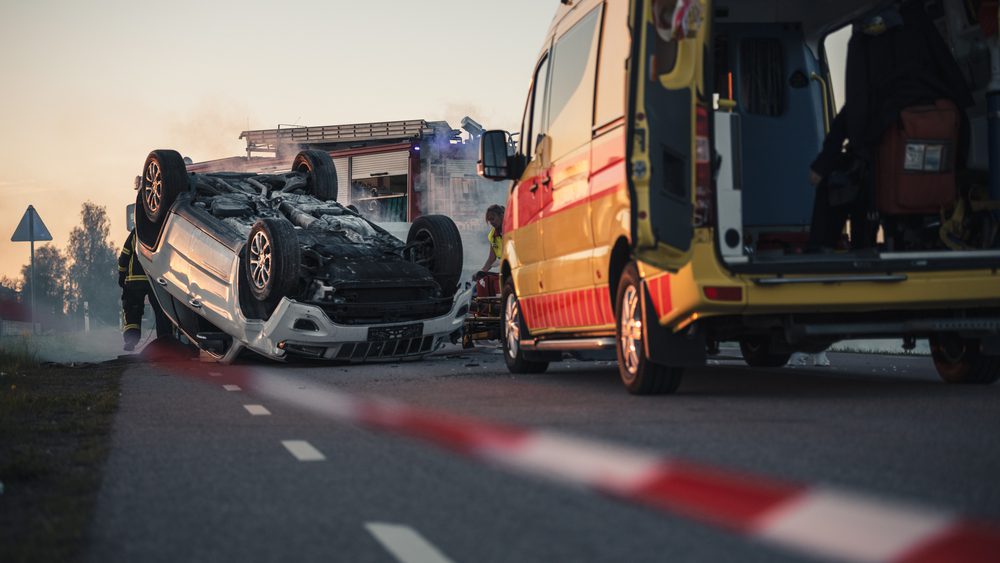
[133,148,470,363]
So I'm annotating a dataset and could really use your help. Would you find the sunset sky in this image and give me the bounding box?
[0,1,555,280]
[0,1,848,283]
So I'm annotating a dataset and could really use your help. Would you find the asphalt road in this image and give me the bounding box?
[87,345,1000,563]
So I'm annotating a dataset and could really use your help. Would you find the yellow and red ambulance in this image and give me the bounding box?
[478,0,1000,393]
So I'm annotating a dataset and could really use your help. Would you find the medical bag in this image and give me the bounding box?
[877,99,960,214]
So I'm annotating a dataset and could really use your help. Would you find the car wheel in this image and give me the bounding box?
[615,263,683,395]
[930,334,1000,384]
[245,218,300,312]
[739,336,792,367]
[405,215,463,298]
[292,150,338,201]
[501,276,548,374]
[138,150,187,244]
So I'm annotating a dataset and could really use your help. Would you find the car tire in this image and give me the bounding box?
[405,215,463,298]
[138,150,187,244]
[739,336,792,368]
[292,150,338,201]
[501,276,548,374]
[245,218,300,312]
[930,334,1000,384]
[615,263,683,395]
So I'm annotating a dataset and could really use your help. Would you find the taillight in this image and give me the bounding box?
[694,105,713,227]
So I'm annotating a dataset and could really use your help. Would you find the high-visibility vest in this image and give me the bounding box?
[488,227,503,260]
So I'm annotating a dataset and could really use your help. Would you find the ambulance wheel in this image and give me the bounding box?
[292,150,338,201]
[245,218,300,314]
[930,334,1000,384]
[615,263,683,395]
[138,150,187,243]
[501,277,548,374]
[739,336,792,368]
[406,215,463,298]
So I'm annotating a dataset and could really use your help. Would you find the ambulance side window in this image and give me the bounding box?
[521,55,551,160]
[594,0,629,128]
[547,7,602,160]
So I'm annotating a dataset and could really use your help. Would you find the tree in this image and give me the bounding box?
[19,244,67,320]
[66,202,119,327]
[0,276,19,300]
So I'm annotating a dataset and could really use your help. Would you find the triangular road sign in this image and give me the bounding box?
[11,205,53,242]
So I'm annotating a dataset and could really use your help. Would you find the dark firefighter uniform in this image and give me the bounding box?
[118,230,169,350]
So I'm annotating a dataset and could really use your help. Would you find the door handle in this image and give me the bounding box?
[529,182,539,193]
[156,278,168,287]
[188,298,202,309]
[541,176,551,187]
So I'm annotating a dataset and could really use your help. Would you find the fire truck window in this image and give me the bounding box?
[548,7,602,161]
[595,0,629,128]
[351,175,407,222]
[740,38,785,116]
[524,55,551,159]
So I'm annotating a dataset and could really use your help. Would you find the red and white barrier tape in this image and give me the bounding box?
[159,358,1000,563]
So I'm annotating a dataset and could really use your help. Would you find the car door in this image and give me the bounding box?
[537,5,604,332]
[509,52,553,330]
[628,0,710,271]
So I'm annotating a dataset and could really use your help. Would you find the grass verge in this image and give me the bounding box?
[0,345,124,563]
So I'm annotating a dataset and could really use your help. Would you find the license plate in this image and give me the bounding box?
[367,323,423,342]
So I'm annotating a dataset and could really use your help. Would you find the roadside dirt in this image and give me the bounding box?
[0,352,124,563]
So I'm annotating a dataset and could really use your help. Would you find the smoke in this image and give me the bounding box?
[166,98,251,163]
[406,123,510,279]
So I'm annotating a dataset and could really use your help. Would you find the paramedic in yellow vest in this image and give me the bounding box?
[478,204,504,278]
[118,229,170,351]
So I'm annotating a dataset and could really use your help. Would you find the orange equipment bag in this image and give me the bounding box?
[877,99,960,215]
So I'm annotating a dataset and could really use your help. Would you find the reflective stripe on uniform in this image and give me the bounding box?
[125,275,149,283]
[122,324,140,332]
[488,228,503,260]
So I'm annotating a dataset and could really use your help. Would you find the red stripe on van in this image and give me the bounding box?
[648,275,672,318]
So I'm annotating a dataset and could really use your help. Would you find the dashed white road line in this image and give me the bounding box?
[365,523,454,563]
[281,440,326,461]
[222,384,242,392]
[243,404,271,416]
[209,371,222,377]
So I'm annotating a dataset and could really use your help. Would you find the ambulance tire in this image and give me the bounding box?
[139,149,187,239]
[615,263,683,395]
[501,277,549,374]
[406,215,463,298]
[930,334,1000,384]
[292,150,338,201]
[739,336,792,368]
[244,218,300,315]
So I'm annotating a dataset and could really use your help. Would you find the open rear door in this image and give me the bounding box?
[627,0,709,271]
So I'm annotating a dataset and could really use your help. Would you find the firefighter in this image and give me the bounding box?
[118,229,170,351]
[477,204,505,279]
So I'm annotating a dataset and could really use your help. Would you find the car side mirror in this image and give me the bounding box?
[478,130,514,181]
[126,203,136,232]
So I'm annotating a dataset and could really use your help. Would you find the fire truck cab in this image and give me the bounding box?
[479,0,1000,393]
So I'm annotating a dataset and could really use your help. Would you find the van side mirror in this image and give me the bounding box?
[478,130,514,181]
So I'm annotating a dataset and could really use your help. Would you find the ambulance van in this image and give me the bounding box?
[478,0,1000,393]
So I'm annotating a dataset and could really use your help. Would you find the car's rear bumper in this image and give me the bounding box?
[241,284,473,362]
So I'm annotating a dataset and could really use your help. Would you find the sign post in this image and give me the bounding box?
[11,205,53,334]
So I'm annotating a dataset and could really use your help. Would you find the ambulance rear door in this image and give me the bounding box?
[627,0,710,272]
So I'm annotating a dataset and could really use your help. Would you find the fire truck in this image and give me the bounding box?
[186,118,506,235]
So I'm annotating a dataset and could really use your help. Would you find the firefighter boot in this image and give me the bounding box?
[123,329,140,352]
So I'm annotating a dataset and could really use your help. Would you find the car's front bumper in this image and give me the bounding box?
[239,284,473,362]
